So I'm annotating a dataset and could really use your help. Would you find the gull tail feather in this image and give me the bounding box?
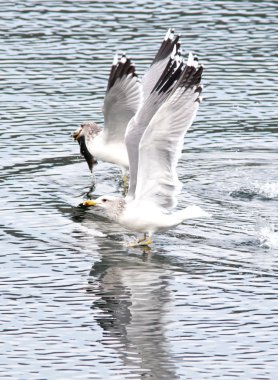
[176,205,210,222]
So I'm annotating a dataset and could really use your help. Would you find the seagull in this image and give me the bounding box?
[82,50,209,246]
[73,29,180,190]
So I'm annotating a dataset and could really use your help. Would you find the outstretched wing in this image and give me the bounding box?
[125,55,183,199]
[102,54,142,143]
[134,54,203,210]
[141,28,180,100]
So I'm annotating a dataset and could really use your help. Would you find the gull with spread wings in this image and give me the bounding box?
[73,29,180,190]
[82,50,209,246]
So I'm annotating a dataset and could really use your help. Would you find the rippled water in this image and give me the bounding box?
[1,1,278,379]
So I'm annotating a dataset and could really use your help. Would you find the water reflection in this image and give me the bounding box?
[88,251,178,378]
[72,216,177,378]
[70,205,178,377]
[71,209,278,379]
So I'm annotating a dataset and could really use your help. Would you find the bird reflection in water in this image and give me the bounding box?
[86,237,179,379]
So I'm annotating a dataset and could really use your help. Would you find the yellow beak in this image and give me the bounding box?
[82,200,97,207]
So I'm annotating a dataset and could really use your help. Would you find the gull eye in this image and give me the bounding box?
[102,198,107,203]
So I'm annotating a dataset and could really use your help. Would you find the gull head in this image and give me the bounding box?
[72,121,101,172]
[83,195,126,221]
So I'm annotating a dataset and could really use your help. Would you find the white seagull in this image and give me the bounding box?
[73,29,180,189]
[82,50,209,246]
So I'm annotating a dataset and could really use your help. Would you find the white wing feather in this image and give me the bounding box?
[134,72,202,210]
[102,57,143,143]
[125,56,183,199]
[125,90,171,198]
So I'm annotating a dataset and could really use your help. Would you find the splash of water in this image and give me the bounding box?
[255,182,278,199]
[230,182,278,200]
[256,218,278,249]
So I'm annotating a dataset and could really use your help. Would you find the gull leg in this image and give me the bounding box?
[137,233,147,243]
[128,233,153,247]
[123,174,128,195]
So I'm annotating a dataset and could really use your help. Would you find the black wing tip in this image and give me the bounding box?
[153,57,183,95]
[194,82,204,103]
[175,56,204,90]
[152,52,204,101]
[151,28,180,65]
[107,53,138,91]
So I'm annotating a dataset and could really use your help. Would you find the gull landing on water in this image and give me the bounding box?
[83,49,209,247]
[73,29,180,191]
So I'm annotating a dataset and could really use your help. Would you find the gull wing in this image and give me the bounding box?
[134,54,203,210]
[102,54,142,143]
[141,28,180,100]
[125,55,183,199]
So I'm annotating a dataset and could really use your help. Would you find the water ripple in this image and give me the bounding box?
[1,1,278,379]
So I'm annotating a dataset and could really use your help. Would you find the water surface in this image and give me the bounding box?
[0,1,278,379]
